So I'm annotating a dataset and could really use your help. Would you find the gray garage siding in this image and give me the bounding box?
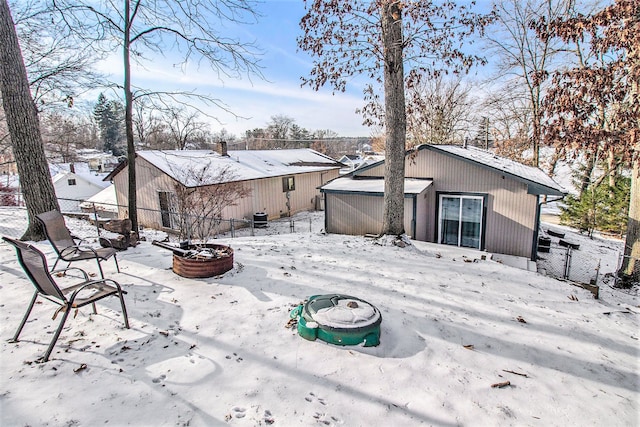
[408,149,537,258]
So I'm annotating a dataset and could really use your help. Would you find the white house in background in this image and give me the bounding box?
[338,154,363,174]
[338,153,385,175]
[50,163,111,211]
[76,149,120,173]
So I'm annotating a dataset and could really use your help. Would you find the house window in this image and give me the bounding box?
[438,194,484,250]
[282,176,295,192]
[158,191,178,229]
[67,179,76,186]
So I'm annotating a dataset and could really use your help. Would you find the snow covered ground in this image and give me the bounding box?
[0,209,638,426]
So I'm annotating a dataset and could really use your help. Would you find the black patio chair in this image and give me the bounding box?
[2,236,130,362]
[36,210,119,279]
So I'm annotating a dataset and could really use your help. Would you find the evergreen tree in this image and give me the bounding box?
[93,93,125,156]
[560,176,630,237]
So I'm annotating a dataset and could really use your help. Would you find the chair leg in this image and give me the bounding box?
[10,291,38,343]
[96,259,105,279]
[113,254,120,273]
[118,291,130,329]
[42,303,72,363]
[51,257,60,271]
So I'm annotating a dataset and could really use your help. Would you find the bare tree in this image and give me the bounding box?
[171,163,251,243]
[267,115,295,142]
[41,111,94,162]
[164,106,211,150]
[486,0,573,167]
[0,0,59,240]
[10,0,104,110]
[537,0,639,284]
[483,87,534,162]
[406,75,475,146]
[51,0,263,232]
[132,97,168,150]
[299,0,493,237]
[210,128,237,148]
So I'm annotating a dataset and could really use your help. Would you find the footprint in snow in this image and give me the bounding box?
[151,374,166,384]
[263,409,275,424]
[305,392,327,405]
[232,407,246,418]
[225,352,243,362]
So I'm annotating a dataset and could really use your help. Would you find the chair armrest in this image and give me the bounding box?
[51,267,90,280]
[61,244,100,257]
[67,279,127,304]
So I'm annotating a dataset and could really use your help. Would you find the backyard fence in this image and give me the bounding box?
[535,230,633,296]
[537,243,602,285]
[0,193,319,242]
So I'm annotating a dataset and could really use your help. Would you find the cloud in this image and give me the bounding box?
[95,54,372,137]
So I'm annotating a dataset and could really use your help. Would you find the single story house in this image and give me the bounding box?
[50,163,111,212]
[338,153,386,175]
[105,143,342,233]
[76,149,120,173]
[320,144,566,260]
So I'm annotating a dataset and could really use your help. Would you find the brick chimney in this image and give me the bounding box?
[218,141,228,156]
[69,163,75,173]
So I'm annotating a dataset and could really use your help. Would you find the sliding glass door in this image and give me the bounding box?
[438,195,484,249]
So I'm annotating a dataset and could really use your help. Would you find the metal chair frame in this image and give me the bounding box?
[2,236,130,362]
[36,210,119,279]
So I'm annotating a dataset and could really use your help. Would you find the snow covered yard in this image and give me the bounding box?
[0,211,638,426]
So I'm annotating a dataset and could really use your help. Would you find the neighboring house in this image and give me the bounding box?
[80,184,118,219]
[52,164,111,212]
[338,154,363,174]
[320,144,565,260]
[105,144,342,233]
[338,153,386,175]
[76,149,120,173]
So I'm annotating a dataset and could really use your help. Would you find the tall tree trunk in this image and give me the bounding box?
[123,0,138,232]
[579,149,597,196]
[618,151,639,284]
[618,37,639,285]
[380,0,406,237]
[0,0,59,241]
[531,98,540,167]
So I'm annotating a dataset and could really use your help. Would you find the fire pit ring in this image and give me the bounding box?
[172,244,234,278]
[290,294,382,347]
[152,240,234,278]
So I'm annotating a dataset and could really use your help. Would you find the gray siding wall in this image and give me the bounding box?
[326,193,422,238]
[414,187,431,241]
[407,149,537,258]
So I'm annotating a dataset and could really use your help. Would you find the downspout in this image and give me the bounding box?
[322,189,328,233]
[412,194,417,239]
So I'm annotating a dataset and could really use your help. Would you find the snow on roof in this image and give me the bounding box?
[138,149,341,187]
[321,177,433,195]
[423,145,566,196]
[51,170,110,189]
[49,163,111,188]
[80,184,117,211]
